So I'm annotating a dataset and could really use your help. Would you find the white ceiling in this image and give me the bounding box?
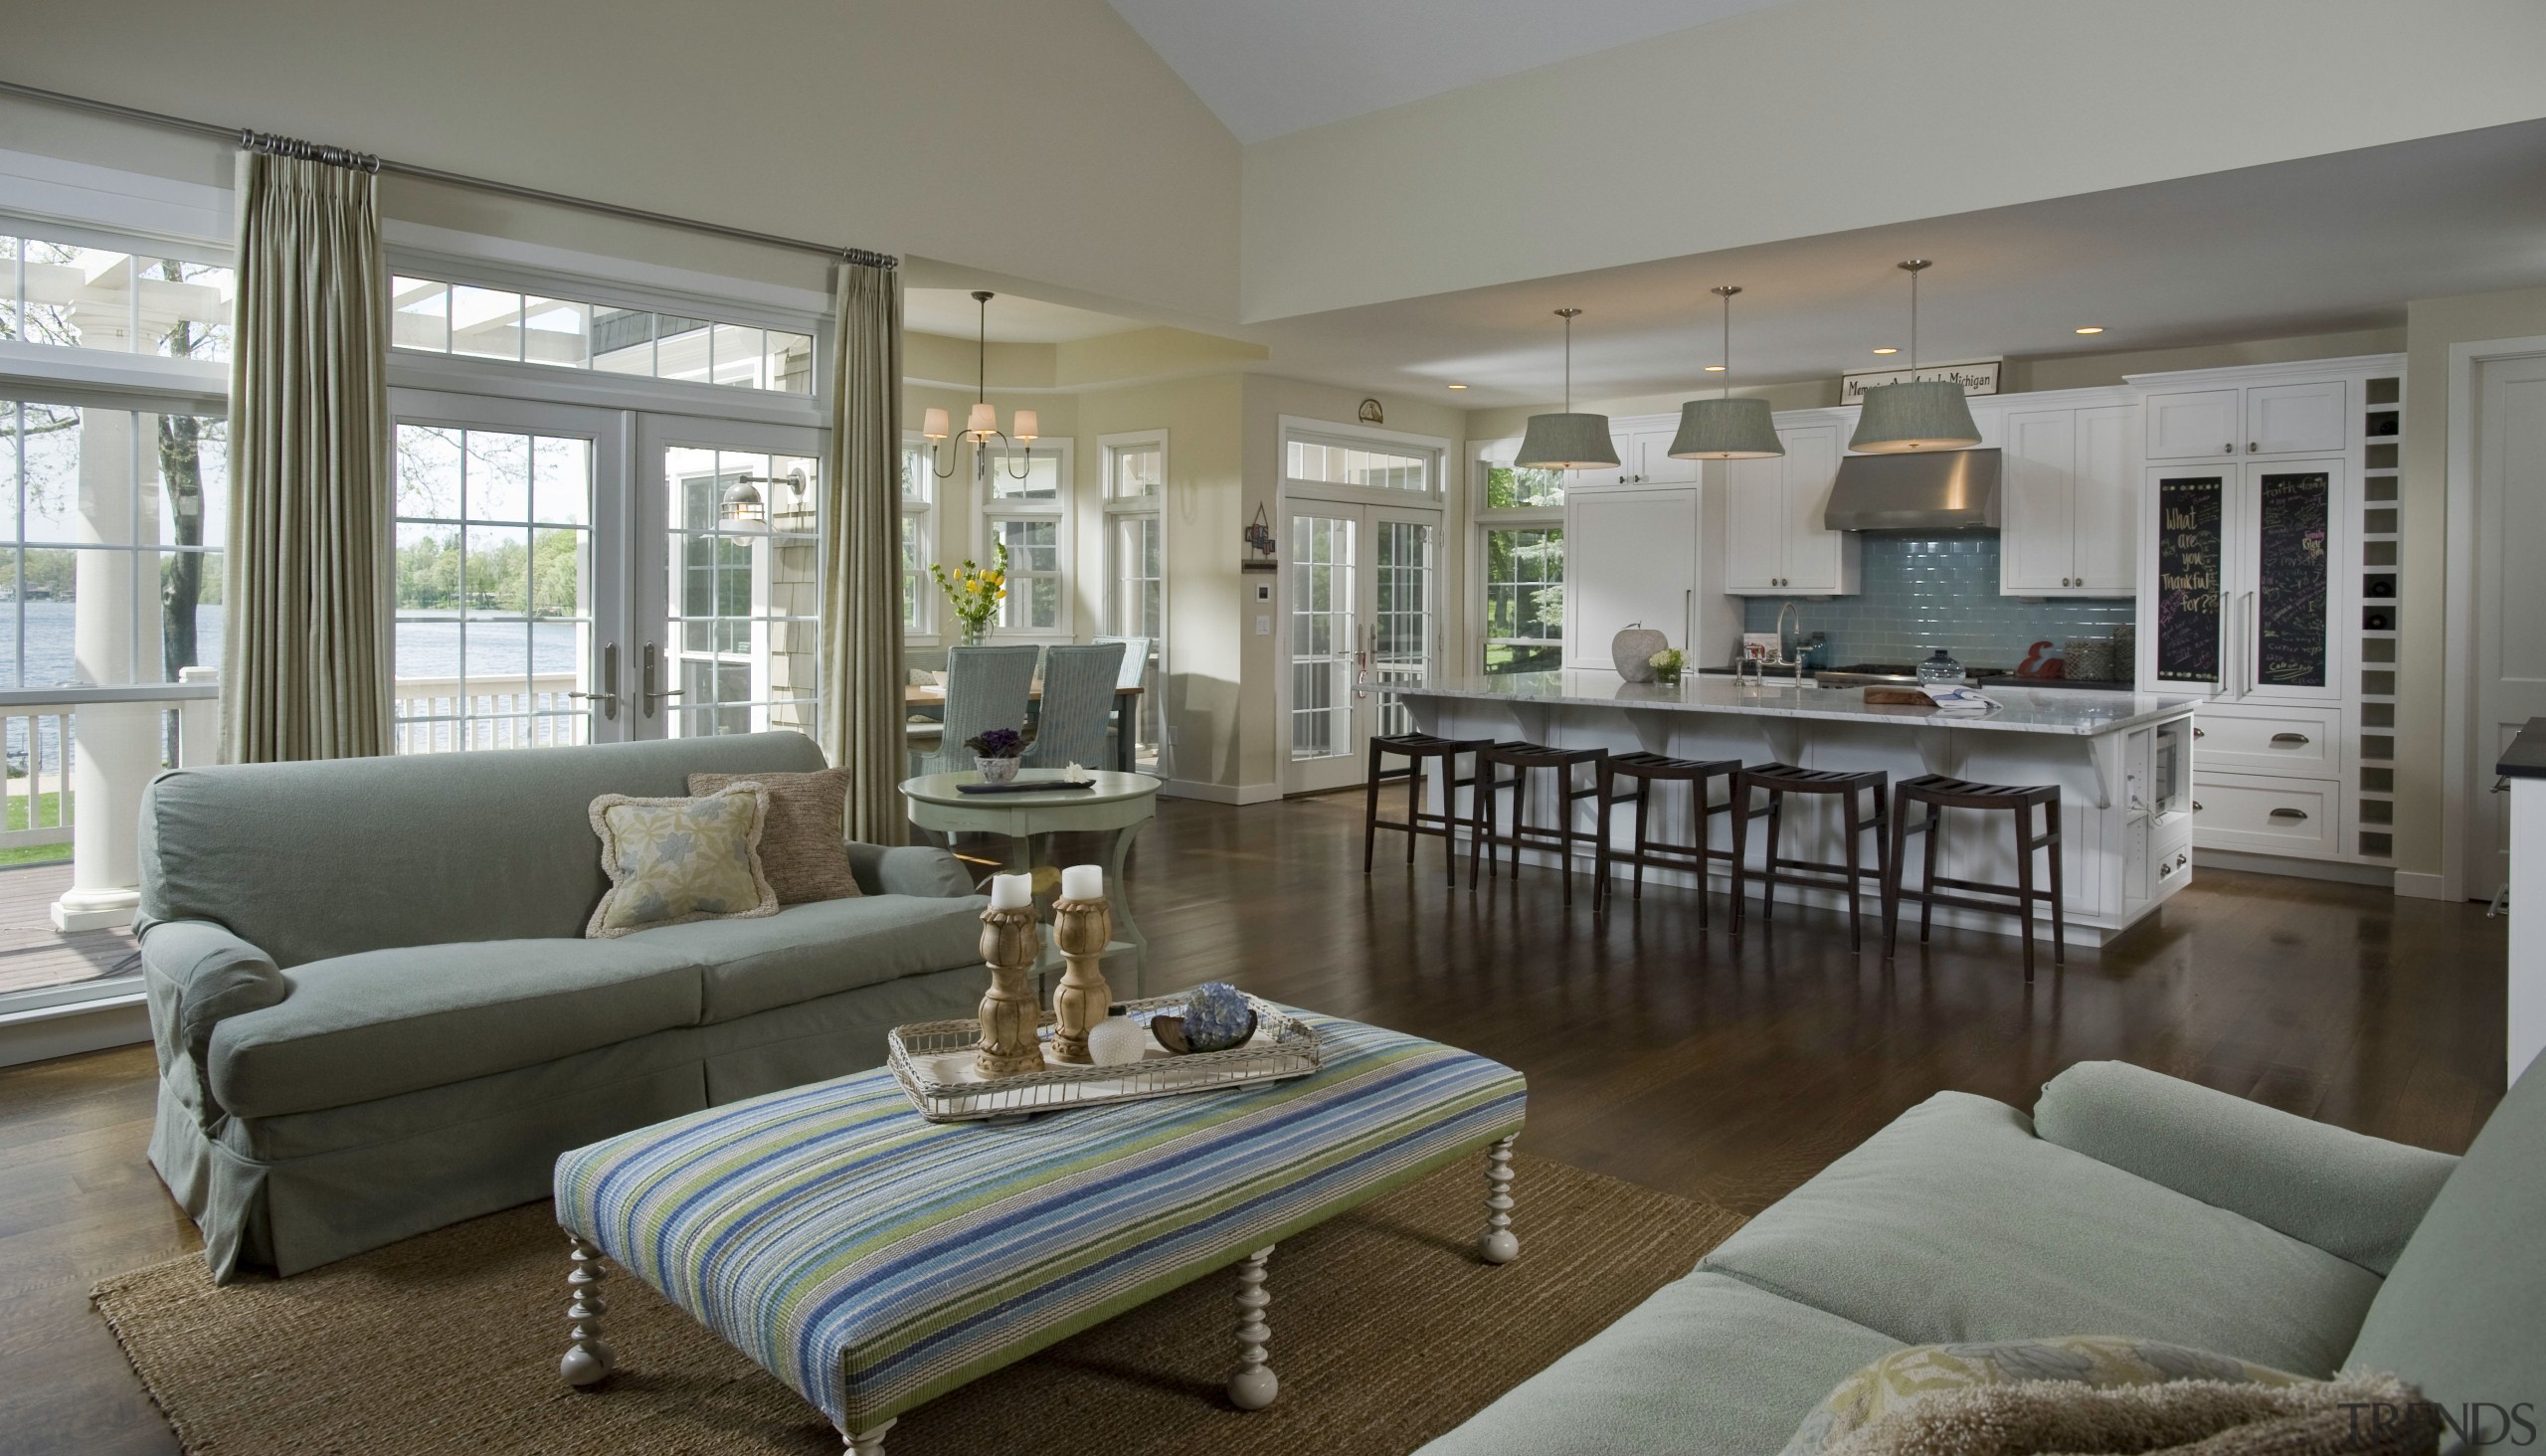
[1105,0,1793,143]
[1239,119,2546,407]
[904,288,1141,343]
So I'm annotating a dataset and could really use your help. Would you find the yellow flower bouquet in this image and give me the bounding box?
[931,540,1008,645]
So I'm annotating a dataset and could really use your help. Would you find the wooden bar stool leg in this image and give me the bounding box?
[1363,745,1384,874]
[1633,779,1653,901]
[1691,779,1711,929]
[1919,804,1942,943]
[2047,809,2067,965]
[1592,761,1612,907]
[1882,787,1910,959]
[1405,755,1424,867]
[1760,790,1784,927]
[2014,800,2039,984]
[1843,786,1866,951]
[1507,765,1528,883]
[1469,762,1493,891]
[1729,784,1750,935]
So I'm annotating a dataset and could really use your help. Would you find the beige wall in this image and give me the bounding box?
[8,0,1241,319]
[2398,285,2546,889]
[1240,0,2546,321]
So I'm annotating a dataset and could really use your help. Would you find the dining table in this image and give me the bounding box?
[904,682,1146,773]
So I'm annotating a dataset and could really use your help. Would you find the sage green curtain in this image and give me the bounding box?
[221,152,393,763]
[818,262,907,842]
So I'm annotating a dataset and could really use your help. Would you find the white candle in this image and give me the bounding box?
[988,873,1031,910]
[1061,864,1104,901]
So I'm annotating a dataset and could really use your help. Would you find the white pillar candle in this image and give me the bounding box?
[988,873,1031,910]
[1061,864,1104,901]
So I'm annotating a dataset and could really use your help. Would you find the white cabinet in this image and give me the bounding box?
[2000,405,2136,595]
[1586,428,1699,487]
[2144,388,2241,460]
[2245,381,2345,455]
[1563,485,1699,668]
[2146,459,2347,706]
[1721,422,1857,595]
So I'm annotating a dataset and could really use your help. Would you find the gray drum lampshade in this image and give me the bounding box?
[1850,379,1981,454]
[1669,396,1784,459]
[1516,411,1620,469]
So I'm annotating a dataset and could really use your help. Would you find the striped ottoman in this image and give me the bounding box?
[551,1012,1527,1455]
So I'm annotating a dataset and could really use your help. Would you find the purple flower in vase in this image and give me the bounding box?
[966,727,1024,760]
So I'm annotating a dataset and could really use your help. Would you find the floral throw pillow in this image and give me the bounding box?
[586,783,779,938]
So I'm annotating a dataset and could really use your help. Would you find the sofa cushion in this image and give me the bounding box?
[1697,1092,2382,1378]
[2345,1054,2546,1447]
[689,768,861,905]
[1413,1272,1903,1456]
[624,893,989,1023]
[586,784,779,938]
[208,940,705,1118]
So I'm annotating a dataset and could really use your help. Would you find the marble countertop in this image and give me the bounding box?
[1393,670,2203,737]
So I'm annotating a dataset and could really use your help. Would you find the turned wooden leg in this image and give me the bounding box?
[560,1231,615,1387]
[840,1417,896,1455]
[1480,1135,1521,1264]
[1228,1245,1279,1410]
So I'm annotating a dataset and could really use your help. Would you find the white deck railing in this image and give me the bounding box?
[0,682,222,855]
[392,672,586,754]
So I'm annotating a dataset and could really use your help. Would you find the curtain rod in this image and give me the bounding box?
[0,79,897,269]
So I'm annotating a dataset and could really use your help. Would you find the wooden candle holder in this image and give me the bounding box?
[975,906,1045,1079]
[1048,895,1113,1064]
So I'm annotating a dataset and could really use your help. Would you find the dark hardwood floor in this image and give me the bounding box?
[0,793,2506,1455]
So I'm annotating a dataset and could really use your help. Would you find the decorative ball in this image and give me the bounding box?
[1178,982,1257,1052]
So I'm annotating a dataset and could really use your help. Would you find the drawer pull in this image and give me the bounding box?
[2192,800,2204,813]
[2268,807,2310,820]
[2193,727,2206,738]
[2176,852,2187,868]
[2269,732,2311,746]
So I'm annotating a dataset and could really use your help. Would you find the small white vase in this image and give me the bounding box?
[976,756,1020,785]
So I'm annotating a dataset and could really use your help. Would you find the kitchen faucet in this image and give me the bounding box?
[1775,600,1808,688]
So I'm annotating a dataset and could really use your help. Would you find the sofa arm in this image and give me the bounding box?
[140,920,286,1124]
[2033,1060,2458,1275]
[843,841,978,899]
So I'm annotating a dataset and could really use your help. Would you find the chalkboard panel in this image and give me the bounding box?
[2257,472,2330,688]
[2156,475,2223,683]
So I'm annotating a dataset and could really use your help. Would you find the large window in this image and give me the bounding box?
[980,441,1071,636]
[391,274,815,395]
[1102,432,1166,762]
[1474,449,1564,674]
[900,440,933,636]
[664,445,820,737]
[392,424,594,751]
[2,230,234,362]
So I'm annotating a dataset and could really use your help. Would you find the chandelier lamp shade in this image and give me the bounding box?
[1515,307,1620,470]
[926,290,1037,481]
[1849,260,1981,454]
[1669,285,1784,460]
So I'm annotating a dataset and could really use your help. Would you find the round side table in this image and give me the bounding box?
[900,770,1160,997]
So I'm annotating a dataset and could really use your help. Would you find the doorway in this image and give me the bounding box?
[1282,501,1442,795]
[2463,349,2546,900]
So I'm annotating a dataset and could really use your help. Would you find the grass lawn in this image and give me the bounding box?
[0,788,72,868]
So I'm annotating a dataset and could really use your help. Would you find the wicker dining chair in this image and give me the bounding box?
[1023,641,1128,769]
[914,645,1040,777]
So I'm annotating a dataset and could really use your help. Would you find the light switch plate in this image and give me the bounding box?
[1254,615,1271,636]
[1255,584,1272,602]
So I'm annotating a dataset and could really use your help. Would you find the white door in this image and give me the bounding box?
[388,391,631,751]
[2145,389,2240,460]
[1721,455,1786,592]
[2246,380,2346,456]
[1566,487,1698,668]
[1283,500,1442,794]
[2470,352,2546,899]
[1999,408,2078,593]
[1779,425,1847,593]
[2072,405,2138,591]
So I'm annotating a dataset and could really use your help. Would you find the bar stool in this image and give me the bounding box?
[1594,751,1744,922]
[1362,733,1498,886]
[1468,743,1609,905]
[1882,775,2066,983]
[1728,764,1891,949]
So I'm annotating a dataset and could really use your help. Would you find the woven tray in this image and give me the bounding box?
[887,994,1321,1122]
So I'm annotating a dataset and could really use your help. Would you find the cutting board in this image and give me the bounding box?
[1863,687,1935,707]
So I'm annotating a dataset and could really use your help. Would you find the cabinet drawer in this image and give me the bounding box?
[2190,772,2338,857]
[2189,705,2340,776]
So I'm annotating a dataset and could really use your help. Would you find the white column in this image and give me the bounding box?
[51,410,155,933]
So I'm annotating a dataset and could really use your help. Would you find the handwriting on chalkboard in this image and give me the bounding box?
[2156,477,2223,683]
[2257,472,2329,687]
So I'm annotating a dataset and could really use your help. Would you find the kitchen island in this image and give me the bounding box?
[1396,670,2203,946]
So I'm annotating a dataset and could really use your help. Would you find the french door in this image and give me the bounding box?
[1283,500,1441,795]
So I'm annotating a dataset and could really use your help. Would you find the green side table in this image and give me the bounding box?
[900,769,1160,996]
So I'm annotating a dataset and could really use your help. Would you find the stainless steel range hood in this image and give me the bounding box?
[1822,448,2001,531]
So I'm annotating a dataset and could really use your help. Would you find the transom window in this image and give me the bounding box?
[1,230,234,362]
[1286,436,1431,493]
[391,274,814,396]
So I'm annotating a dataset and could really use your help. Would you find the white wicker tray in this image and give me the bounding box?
[887,994,1320,1123]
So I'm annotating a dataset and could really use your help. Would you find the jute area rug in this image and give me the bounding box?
[95,1154,1744,1456]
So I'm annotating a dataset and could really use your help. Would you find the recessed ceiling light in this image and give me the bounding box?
[2074,325,2104,335]
[1446,383,1468,390]
[1703,364,1727,373]
[1871,347,1899,355]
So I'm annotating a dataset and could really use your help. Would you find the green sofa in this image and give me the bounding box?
[138,732,992,1282]
[1420,1056,2545,1455]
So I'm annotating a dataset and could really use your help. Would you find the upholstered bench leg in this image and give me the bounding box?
[1481,1134,1521,1264]
[1229,1245,1279,1410]
[560,1231,615,1387]
[840,1417,896,1454]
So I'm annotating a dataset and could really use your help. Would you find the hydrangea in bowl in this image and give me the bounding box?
[967,727,1024,785]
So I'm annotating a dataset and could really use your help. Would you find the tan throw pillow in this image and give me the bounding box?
[688,768,861,905]
[587,783,779,938]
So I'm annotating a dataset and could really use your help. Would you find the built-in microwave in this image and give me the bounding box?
[2150,720,2189,819]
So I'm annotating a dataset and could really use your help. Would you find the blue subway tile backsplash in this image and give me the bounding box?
[1740,533,2135,675]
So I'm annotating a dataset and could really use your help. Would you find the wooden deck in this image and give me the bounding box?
[0,860,137,995]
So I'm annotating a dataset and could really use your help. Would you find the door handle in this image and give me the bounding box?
[2268,807,2309,820]
[2269,732,2309,746]
[641,641,684,717]
[569,643,622,721]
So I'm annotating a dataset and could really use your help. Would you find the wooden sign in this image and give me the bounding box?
[2155,475,2223,683]
[1840,359,2000,402]
[2256,471,2330,688]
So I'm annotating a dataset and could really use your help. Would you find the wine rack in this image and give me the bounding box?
[2353,374,2401,861]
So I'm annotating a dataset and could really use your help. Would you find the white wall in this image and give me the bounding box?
[1240,0,2546,321]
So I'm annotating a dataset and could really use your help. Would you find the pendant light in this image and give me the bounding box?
[924,291,1037,481]
[1515,308,1619,469]
[1669,285,1784,460]
[1849,260,1980,454]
